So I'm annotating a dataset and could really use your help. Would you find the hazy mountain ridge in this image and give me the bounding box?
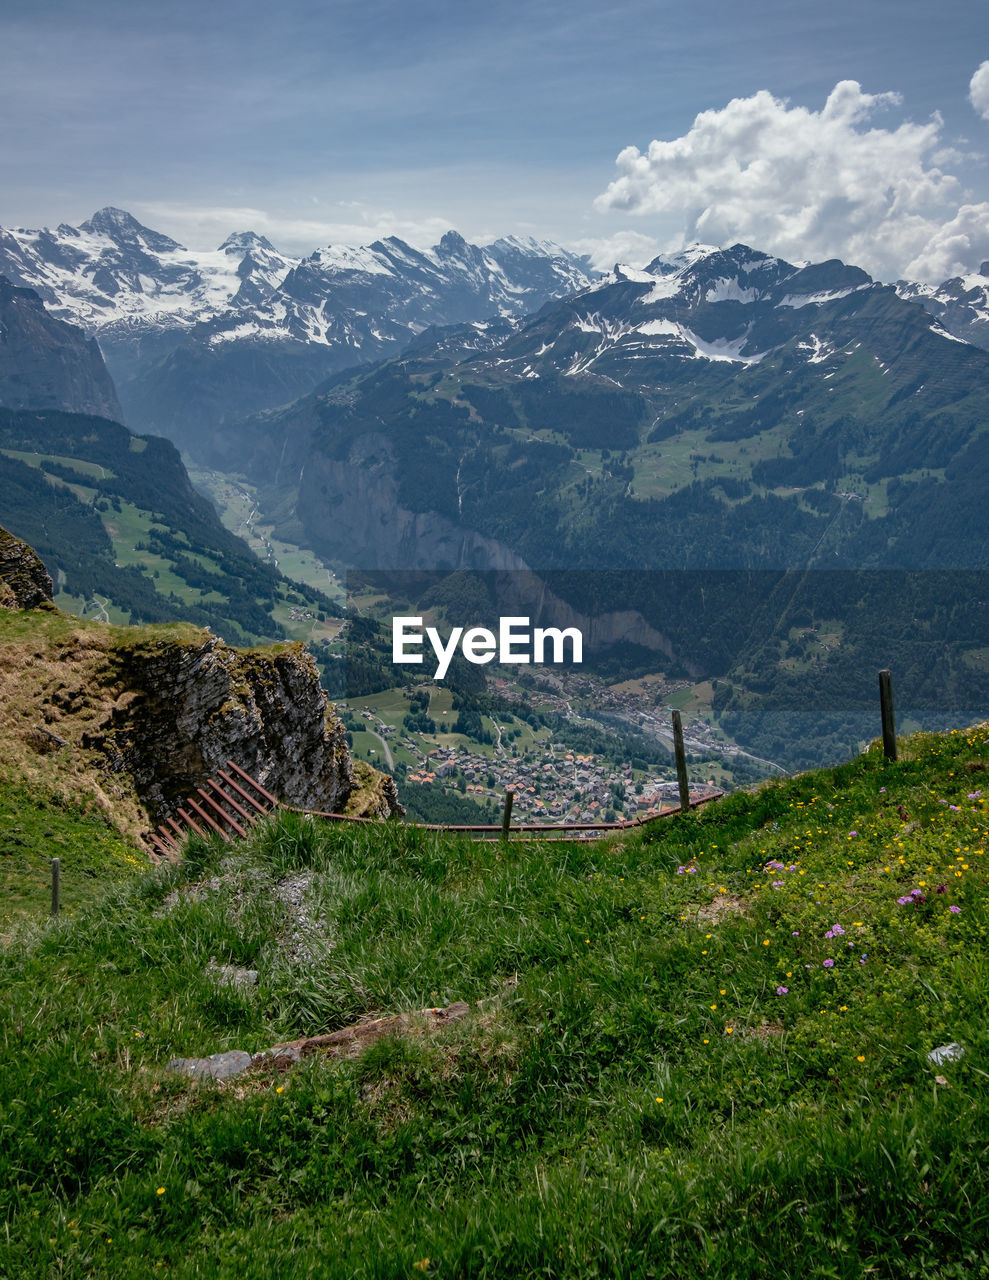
[0,280,340,642]
[198,242,989,576]
[0,209,597,443]
[0,275,123,420]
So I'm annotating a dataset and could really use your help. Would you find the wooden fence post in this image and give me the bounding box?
[501,790,515,840]
[50,857,60,916]
[672,711,690,813]
[878,669,897,762]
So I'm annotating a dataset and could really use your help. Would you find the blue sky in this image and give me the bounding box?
[2,0,988,278]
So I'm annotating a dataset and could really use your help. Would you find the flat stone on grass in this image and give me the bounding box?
[166,1049,254,1080]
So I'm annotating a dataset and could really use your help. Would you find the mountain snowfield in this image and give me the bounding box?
[0,208,597,434]
[0,208,594,347]
[0,207,294,330]
[459,243,912,386]
[896,269,989,349]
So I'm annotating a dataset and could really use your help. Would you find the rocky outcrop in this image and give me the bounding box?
[2,615,400,848]
[0,275,124,420]
[1,530,400,848]
[93,632,400,824]
[0,523,54,609]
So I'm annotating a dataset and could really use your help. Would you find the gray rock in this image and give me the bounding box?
[166,1049,253,1080]
[208,962,259,989]
[927,1042,964,1066]
[275,873,332,965]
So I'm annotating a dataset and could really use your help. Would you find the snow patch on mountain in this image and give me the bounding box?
[636,318,682,337]
[704,278,760,303]
[682,328,767,364]
[930,324,970,345]
[797,335,836,364]
[895,266,989,351]
[640,275,686,304]
[779,285,869,308]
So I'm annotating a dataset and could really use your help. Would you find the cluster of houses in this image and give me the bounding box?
[394,736,714,823]
[348,663,728,824]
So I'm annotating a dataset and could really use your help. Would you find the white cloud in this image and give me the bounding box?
[131,201,457,256]
[595,81,989,282]
[571,229,662,272]
[970,61,989,122]
[904,204,989,280]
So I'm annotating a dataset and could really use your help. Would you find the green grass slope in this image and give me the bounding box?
[2,728,989,1278]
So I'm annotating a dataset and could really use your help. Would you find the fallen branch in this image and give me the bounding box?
[254,1001,471,1066]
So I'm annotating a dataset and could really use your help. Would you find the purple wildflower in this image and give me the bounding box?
[949,905,961,914]
[823,959,835,968]
[968,791,981,800]
[935,884,947,894]
[896,896,912,906]
[773,881,784,889]
[776,986,789,995]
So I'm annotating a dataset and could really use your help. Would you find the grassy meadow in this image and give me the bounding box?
[2,728,989,1277]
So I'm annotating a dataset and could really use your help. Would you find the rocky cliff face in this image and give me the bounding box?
[1,609,400,851]
[0,524,54,609]
[0,275,124,420]
[97,634,370,824]
[299,444,531,572]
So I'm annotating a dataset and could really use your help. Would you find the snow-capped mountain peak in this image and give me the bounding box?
[218,230,279,256]
[0,208,602,438]
[896,262,989,348]
[79,206,182,254]
[0,209,284,329]
[460,243,947,388]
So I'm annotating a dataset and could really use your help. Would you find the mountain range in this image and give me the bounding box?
[0,208,595,440]
[0,258,339,642]
[1,209,986,772]
[3,211,987,580]
[197,241,989,575]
